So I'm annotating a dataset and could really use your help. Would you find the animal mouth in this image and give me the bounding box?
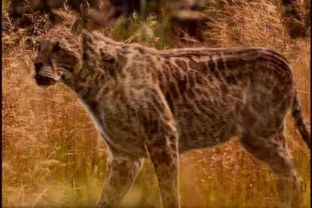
[35,75,56,87]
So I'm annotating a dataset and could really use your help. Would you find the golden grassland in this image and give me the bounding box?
[2,0,310,207]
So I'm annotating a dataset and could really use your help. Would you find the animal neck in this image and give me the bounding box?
[62,31,125,101]
[64,66,107,100]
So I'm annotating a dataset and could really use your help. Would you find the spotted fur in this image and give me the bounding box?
[34,24,310,208]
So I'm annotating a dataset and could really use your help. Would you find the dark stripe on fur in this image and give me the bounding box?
[292,93,311,149]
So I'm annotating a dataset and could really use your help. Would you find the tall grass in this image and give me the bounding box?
[2,0,310,207]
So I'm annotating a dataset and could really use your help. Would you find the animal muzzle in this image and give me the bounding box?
[35,74,57,87]
[34,63,59,87]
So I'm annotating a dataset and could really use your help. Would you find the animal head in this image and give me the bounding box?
[33,7,108,88]
[34,24,83,87]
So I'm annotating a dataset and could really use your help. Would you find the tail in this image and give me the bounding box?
[291,93,311,149]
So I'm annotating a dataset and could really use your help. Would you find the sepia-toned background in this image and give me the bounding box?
[2,0,310,207]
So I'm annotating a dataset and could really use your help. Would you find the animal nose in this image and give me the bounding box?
[34,62,43,73]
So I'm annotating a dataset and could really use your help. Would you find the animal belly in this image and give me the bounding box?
[176,110,236,153]
[169,85,244,152]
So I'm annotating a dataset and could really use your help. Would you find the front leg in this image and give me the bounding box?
[97,155,144,208]
[144,120,180,208]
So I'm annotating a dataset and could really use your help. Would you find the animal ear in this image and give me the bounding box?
[83,8,108,29]
[71,4,107,34]
[71,19,84,35]
[50,9,74,25]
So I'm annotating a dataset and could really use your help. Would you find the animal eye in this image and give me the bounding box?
[52,42,61,53]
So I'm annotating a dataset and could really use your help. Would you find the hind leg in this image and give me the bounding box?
[240,132,304,208]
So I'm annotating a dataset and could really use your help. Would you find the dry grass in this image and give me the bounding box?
[2,0,310,207]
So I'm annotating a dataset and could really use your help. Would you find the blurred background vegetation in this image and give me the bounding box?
[2,0,310,207]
